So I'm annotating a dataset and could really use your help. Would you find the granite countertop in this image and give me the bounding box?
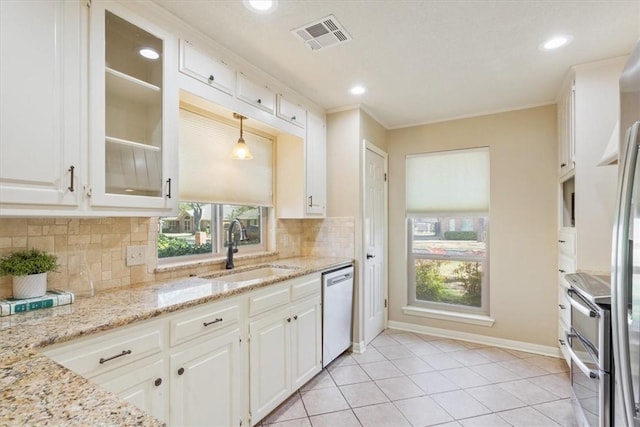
[0,256,352,426]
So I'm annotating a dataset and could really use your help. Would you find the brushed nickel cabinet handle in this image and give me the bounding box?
[68,165,75,192]
[203,318,223,327]
[166,178,172,199]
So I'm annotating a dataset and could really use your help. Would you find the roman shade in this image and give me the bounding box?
[179,109,273,206]
[406,147,490,215]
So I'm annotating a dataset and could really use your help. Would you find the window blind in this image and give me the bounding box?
[179,109,273,206]
[406,147,489,215]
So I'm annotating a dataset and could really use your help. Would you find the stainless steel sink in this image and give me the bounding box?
[202,266,299,286]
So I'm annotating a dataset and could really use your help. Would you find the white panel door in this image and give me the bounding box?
[363,145,387,345]
[0,0,82,208]
[249,308,290,424]
[290,296,322,390]
[170,328,242,427]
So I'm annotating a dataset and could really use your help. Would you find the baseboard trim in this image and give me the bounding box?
[351,341,366,354]
[387,320,561,358]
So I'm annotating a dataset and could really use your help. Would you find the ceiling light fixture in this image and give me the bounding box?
[230,113,253,160]
[350,85,366,95]
[138,47,160,60]
[540,35,573,51]
[243,0,278,14]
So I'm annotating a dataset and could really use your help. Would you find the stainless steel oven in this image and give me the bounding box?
[565,273,613,427]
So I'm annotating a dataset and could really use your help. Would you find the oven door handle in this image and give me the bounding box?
[566,288,599,318]
[565,331,600,379]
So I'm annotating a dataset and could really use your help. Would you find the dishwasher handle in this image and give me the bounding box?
[326,271,353,287]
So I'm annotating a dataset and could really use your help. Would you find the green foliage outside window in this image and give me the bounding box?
[415,260,482,307]
[157,234,212,258]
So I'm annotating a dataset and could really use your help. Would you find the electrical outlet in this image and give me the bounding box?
[126,245,146,266]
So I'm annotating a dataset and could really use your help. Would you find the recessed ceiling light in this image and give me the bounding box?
[138,47,160,60]
[540,35,573,51]
[350,85,366,95]
[243,0,278,14]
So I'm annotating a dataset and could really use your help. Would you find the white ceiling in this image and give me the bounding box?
[152,0,640,129]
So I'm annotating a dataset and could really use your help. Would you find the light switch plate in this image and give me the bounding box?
[126,245,146,266]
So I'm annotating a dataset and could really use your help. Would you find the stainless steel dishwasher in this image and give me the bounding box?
[322,265,354,368]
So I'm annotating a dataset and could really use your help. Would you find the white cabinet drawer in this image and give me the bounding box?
[237,73,275,113]
[290,274,321,301]
[558,254,576,275]
[558,229,576,257]
[558,285,570,327]
[179,40,235,95]
[277,95,306,128]
[249,284,290,317]
[170,299,240,347]
[45,323,164,378]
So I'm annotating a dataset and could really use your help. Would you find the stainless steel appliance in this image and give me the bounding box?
[322,265,354,368]
[566,273,613,426]
[611,40,640,427]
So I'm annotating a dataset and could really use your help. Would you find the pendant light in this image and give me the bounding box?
[230,113,253,159]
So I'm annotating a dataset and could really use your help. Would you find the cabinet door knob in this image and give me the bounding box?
[154,378,162,387]
[291,115,296,121]
[287,317,292,323]
[257,98,262,104]
[177,367,185,376]
[558,339,566,346]
[559,304,566,309]
[293,315,298,320]
[558,240,566,243]
[208,75,215,82]
[558,269,566,273]
[560,163,567,167]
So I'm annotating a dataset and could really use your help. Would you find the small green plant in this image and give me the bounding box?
[443,231,478,240]
[0,249,59,276]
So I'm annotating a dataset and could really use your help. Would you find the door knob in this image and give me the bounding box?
[366,253,376,259]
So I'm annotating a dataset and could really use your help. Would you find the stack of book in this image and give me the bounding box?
[0,290,74,316]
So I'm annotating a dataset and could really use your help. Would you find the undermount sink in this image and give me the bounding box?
[207,266,298,284]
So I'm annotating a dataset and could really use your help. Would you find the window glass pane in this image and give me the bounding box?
[411,217,487,310]
[222,205,261,247]
[158,202,215,259]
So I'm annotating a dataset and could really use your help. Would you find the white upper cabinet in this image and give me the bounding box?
[305,110,327,217]
[277,95,307,128]
[87,0,178,213]
[558,79,576,180]
[237,73,276,114]
[179,39,235,96]
[0,0,82,212]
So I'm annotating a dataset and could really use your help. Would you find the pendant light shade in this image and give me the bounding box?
[231,113,253,159]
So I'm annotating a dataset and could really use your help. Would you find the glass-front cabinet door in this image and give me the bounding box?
[89,0,177,213]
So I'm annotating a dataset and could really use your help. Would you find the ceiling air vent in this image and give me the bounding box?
[291,15,352,51]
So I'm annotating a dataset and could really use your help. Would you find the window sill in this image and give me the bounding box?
[402,306,495,327]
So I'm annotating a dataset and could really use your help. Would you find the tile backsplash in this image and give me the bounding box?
[0,216,355,298]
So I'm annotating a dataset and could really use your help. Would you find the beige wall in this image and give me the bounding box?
[0,217,355,298]
[387,105,558,347]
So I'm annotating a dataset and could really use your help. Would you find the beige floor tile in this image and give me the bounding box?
[498,358,550,378]
[308,410,362,427]
[528,373,572,399]
[430,390,491,419]
[420,353,465,370]
[351,347,386,364]
[440,367,492,388]
[448,350,492,366]
[263,392,307,424]
[497,406,562,426]
[409,371,459,394]
[533,399,578,427]
[497,379,561,405]
[391,332,426,345]
[329,364,371,385]
[391,355,434,375]
[375,376,424,400]
[339,381,389,407]
[300,370,336,391]
[263,418,312,427]
[370,334,399,347]
[376,344,415,360]
[393,395,454,426]
[465,384,527,412]
[459,413,511,427]
[527,355,570,374]
[326,353,357,369]
[405,341,442,356]
[431,339,468,352]
[473,347,519,362]
[352,402,412,427]
[470,362,520,383]
[359,360,405,380]
[300,387,349,416]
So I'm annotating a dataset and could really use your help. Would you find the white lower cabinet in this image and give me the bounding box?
[44,272,323,426]
[248,276,322,425]
[170,327,243,427]
[93,356,166,422]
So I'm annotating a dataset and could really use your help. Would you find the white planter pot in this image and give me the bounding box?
[12,272,47,299]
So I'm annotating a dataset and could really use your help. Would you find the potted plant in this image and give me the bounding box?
[0,249,59,299]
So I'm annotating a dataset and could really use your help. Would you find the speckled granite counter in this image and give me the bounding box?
[0,256,352,426]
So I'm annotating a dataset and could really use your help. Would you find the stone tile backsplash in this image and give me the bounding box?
[0,216,355,298]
